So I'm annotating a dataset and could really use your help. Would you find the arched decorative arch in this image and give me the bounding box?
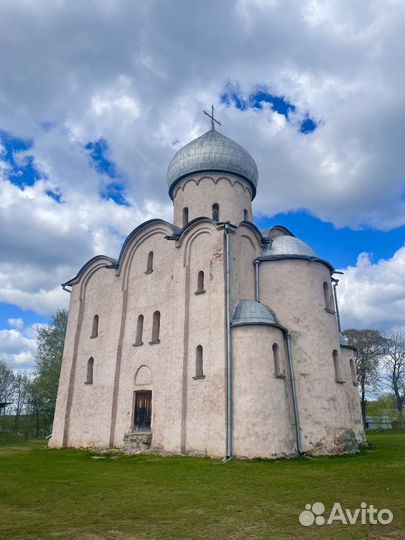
[118,221,174,291]
[134,365,152,386]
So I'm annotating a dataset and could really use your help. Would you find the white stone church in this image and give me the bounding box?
[50,119,365,458]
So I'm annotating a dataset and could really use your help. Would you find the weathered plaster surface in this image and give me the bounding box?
[50,170,365,458]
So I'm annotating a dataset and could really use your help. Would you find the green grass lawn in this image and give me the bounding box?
[0,431,404,540]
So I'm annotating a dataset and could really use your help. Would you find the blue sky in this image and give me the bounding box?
[0,0,403,370]
[0,116,403,337]
[0,305,49,329]
[221,83,319,134]
[257,212,405,269]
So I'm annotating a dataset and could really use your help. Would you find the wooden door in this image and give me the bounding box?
[134,390,152,431]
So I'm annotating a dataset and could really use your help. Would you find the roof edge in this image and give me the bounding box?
[257,254,335,272]
[117,219,180,265]
[62,255,117,287]
[267,225,296,239]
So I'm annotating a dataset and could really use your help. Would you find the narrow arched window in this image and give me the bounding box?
[196,271,205,294]
[151,311,160,343]
[183,207,189,227]
[146,251,153,273]
[195,345,204,378]
[243,208,248,220]
[135,315,144,346]
[323,281,334,312]
[86,357,94,384]
[273,343,284,377]
[212,203,219,222]
[91,315,99,338]
[350,358,357,385]
[333,349,344,383]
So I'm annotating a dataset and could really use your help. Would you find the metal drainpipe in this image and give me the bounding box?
[225,223,233,459]
[285,331,303,455]
[254,260,260,302]
[332,279,342,333]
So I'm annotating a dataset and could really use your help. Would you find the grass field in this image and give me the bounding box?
[0,431,404,540]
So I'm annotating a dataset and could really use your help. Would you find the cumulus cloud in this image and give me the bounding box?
[0,325,38,371]
[7,318,24,330]
[0,0,402,339]
[0,0,402,223]
[0,163,171,314]
[339,246,405,332]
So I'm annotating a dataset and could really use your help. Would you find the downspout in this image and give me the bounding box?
[285,331,303,455]
[332,279,342,333]
[255,255,302,454]
[254,260,260,302]
[224,223,233,459]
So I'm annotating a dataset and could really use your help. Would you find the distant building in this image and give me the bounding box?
[365,416,393,430]
[50,123,365,458]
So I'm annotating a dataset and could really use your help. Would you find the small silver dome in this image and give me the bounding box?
[264,235,316,257]
[232,300,279,327]
[167,129,258,198]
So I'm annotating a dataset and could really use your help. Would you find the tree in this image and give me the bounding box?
[0,360,15,407]
[13,372,29,433]
[35,309,68,433]
[343,329,386,427]
[382,330,405,425]
[27,375,43,439]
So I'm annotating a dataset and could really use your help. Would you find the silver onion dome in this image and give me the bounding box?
[167,129,258,199]
[232,300,279,327]
[263,235,316,257]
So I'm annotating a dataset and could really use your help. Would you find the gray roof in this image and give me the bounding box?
[263,235,316,257]
[232,300,279,327]
[167,129,258,198]
[339,333,349,346]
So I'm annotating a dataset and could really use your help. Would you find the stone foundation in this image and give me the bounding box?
[334,428,359,454]
[123,432,152,452]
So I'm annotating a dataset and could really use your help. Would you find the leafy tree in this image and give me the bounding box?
[13,372,29,433]
[25,376,44,438]
[367,393,397,418]
[35,309,68,433]
[382,330,405,424]
[343,329,386,426]
[0,360,15,406]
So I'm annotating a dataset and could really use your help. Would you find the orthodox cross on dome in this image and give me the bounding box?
[203,105,221,130]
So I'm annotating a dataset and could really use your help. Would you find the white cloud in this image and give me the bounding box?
[0,325,38,370]
[339,246,405,332]
[0,0,402,350]
[0,0,401,225]
[0,168,171,314]
[7,318,24,330]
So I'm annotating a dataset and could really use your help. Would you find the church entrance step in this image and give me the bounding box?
[123,431,152,452]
